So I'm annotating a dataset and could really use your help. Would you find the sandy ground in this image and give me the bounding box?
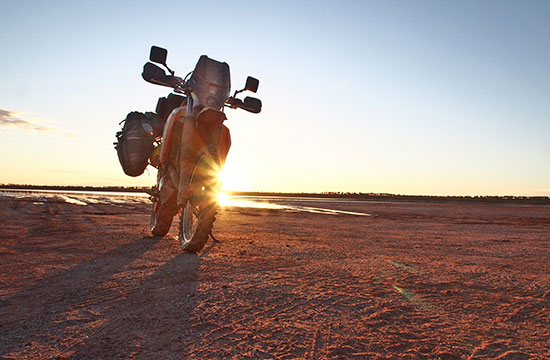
[0,193,549,359]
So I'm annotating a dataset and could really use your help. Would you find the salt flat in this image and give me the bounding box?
[1,194,549,359]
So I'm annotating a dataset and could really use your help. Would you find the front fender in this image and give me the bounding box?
[196,107,227,129]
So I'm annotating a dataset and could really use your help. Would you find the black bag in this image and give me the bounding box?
[144,111,164,138]
[114,112,155,177]
[156,93,186,123]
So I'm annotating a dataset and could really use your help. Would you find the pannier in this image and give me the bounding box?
[114,111,157,177]
[115,95,186,177]
[156,93,186,122]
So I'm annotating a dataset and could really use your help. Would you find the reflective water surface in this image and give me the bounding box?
[0,189,371,217]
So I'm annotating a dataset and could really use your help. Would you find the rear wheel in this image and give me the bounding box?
[150,166,178,237]
[150,199,176,237]
[178,147,219,253]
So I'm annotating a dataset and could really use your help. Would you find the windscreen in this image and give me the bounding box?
[189,55,231,110]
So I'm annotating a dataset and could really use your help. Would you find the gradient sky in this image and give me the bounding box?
[1,0,548,195]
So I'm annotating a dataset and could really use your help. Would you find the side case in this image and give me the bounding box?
[115,112,155,177]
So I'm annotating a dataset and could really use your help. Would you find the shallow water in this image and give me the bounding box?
[0,189,371,216]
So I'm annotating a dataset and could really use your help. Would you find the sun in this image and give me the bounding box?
[217,191,230,206]
[217,168,226,187]
[216,167,233,206]
[217,165,240,191]
[216,163,246,206]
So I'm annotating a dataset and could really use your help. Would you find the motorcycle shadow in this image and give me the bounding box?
[0,235,205,359]
[1,236,163,357]
[69,244,203,357]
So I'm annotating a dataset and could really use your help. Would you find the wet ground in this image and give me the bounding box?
[1,192,549,359]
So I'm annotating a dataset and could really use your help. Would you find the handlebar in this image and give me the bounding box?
[144,62,261,114]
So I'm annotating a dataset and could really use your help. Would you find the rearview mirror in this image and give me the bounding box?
[150,46,168,65]
[244,76,259,93]
[242,96,262,113]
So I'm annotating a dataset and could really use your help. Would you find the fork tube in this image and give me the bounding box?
[160,107,186,165]
[176,115,196,207]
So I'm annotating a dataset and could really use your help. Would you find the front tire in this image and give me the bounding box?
[178,147,219,253]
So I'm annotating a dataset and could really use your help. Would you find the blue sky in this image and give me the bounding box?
[1,0,548,195]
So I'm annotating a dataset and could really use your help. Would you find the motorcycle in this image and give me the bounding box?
[142,46,261,252]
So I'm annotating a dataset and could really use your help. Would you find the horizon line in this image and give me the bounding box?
[1,184,549,200]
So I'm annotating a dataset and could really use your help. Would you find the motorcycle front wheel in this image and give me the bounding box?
[178,147,219,253]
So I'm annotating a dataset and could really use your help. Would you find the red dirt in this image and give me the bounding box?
[1,195,549,359]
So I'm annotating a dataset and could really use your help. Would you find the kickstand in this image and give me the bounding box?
[209,231,220,242]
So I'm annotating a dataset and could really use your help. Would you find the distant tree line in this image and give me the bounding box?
[0,184,148,193]
[228,191,550,205]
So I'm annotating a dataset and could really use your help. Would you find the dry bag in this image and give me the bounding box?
[114,112,155,177]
